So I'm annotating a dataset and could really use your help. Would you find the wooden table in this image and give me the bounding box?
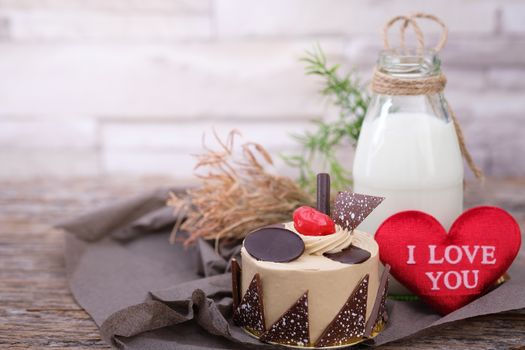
[1,177,524,349]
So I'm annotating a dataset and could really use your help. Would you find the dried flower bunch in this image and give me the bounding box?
[168,130,313,246]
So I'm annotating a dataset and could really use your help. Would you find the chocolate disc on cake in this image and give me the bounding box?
[244,227,305,263]
[324,245,371,265]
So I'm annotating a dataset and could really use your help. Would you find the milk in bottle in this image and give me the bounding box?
[353,49,464,240]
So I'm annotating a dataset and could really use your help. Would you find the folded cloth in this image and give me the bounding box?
[58,188,525,350]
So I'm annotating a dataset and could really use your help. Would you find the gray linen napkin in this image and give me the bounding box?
[58,188,525,349]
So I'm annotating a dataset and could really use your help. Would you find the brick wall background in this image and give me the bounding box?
[1,0,524,181]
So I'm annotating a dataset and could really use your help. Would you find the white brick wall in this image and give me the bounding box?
[215,0,498,37]
[0,0,524,180]
[0,42,333,117]
[501,2,525,33]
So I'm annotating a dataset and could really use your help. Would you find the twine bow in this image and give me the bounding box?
[371,13,483,180]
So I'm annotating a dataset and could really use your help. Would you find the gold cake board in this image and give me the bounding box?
[241,321,385,349]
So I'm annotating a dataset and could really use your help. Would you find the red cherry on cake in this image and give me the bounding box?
[293,206,336,236]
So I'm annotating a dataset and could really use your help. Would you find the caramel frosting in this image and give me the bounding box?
[284,221,353,255]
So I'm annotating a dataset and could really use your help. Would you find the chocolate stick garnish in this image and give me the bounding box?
[317,173,331,215]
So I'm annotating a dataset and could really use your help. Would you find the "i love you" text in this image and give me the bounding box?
[406,245,496,291]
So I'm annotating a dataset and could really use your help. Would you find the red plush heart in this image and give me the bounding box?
[375,206,521,315]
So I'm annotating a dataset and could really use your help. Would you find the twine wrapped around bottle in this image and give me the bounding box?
[371,13,483,180]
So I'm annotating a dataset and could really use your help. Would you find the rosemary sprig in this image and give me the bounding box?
[283,44,370,194]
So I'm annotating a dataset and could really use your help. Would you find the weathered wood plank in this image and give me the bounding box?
[0,177,523,349]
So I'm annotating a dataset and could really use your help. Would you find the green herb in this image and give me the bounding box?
[282,44,370,194]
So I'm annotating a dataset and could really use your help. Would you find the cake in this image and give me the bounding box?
[232,174,390,348]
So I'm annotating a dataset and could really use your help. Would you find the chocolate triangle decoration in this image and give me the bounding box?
[377,278,389,324]
[315,275,369,347]
[332,191,384,231]
[365,265,390,336]
[231,258,241,311]
[260,291,310,347]
[233,274,266,336]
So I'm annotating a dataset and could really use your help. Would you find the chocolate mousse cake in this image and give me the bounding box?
[232,174,390,348]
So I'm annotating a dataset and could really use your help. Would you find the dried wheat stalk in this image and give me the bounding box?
[167,130,313,246]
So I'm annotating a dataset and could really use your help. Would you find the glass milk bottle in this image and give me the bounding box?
[353,48,464,235]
